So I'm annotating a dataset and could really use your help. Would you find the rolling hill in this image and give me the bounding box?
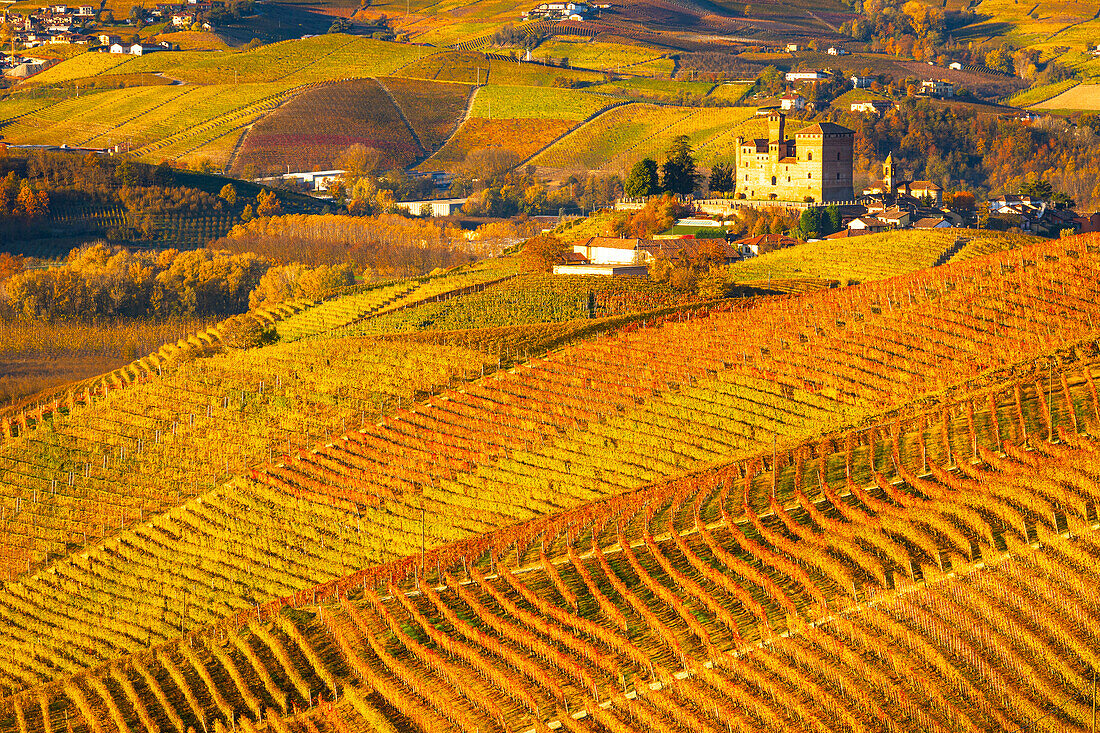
[0,231,1095,712]
[1,232,1100,732]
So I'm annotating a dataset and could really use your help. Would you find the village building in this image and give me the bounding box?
[850,99,891,114]
[522,1,590,20]
[779,92,804,111]
[827,46,848,55]
[824,228,865,239]
[731,233,800,257]
[553,236,740,275]
[785,43,799,52]
[847,216,889,233]
[393,197,466,217]
[913,216,951,229]
[785,70,829,83]
[920,79,955,98]
[850,75,874,88]
[735,111,854,203]
[877,207,910,228]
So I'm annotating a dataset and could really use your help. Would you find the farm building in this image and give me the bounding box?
[554,237,739,275]
[920,79,955,97]
[735,111,854,203]
[850,99,891,114]
[779,93,804,111]
[393,198,467,217]
[850,75,874,88]
[523,1,590,20]
[785,70,829,82]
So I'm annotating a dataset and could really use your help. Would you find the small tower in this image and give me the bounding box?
[883,152,895,194]
[767,111,786,145]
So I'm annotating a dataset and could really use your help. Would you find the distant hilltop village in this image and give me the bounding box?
[735,112,854,204]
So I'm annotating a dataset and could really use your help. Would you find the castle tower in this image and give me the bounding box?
[767,111,786,144]
[883,152,895,193]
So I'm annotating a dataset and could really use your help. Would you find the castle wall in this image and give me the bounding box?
[735,115,854,203]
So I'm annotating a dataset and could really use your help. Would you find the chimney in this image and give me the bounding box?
[768,111,785,144]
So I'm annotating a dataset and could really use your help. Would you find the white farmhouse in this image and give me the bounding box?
[785,70,829,82]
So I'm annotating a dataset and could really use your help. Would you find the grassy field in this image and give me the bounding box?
[22,35,433,86]
[530,102,686,170]
[0,81,306,164]
[707,82,752,103]
[22,53,135,85]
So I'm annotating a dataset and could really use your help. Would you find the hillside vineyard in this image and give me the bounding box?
[2,341,1100,733]
[0,236,1096,699]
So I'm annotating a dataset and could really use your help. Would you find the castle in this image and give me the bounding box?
[735,111,854,203]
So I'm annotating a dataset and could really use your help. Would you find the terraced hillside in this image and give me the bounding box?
[2,340,1099,733]
[0,235,1098,695]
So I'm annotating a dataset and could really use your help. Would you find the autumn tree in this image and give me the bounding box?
[521,233,570,272]
[219,183,238,206]
[255,189,283,217]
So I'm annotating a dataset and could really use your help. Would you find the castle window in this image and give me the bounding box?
[808,172,812,179]
[787,176,791,182]
[745,174,749,181]
[808,151,813,161]
[837,152,841,160]
[771,176,777,186]
[837,172,841,179]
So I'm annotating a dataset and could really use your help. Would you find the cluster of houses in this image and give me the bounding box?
[988,194,1097,237]
[153,2,220,29]
[0,0,215,54]
[521,2,593,21]
[769,70,956,116]
[1,4,97,47]
[100,37,179,54]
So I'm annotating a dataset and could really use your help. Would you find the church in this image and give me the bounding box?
[735,111,855,203]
